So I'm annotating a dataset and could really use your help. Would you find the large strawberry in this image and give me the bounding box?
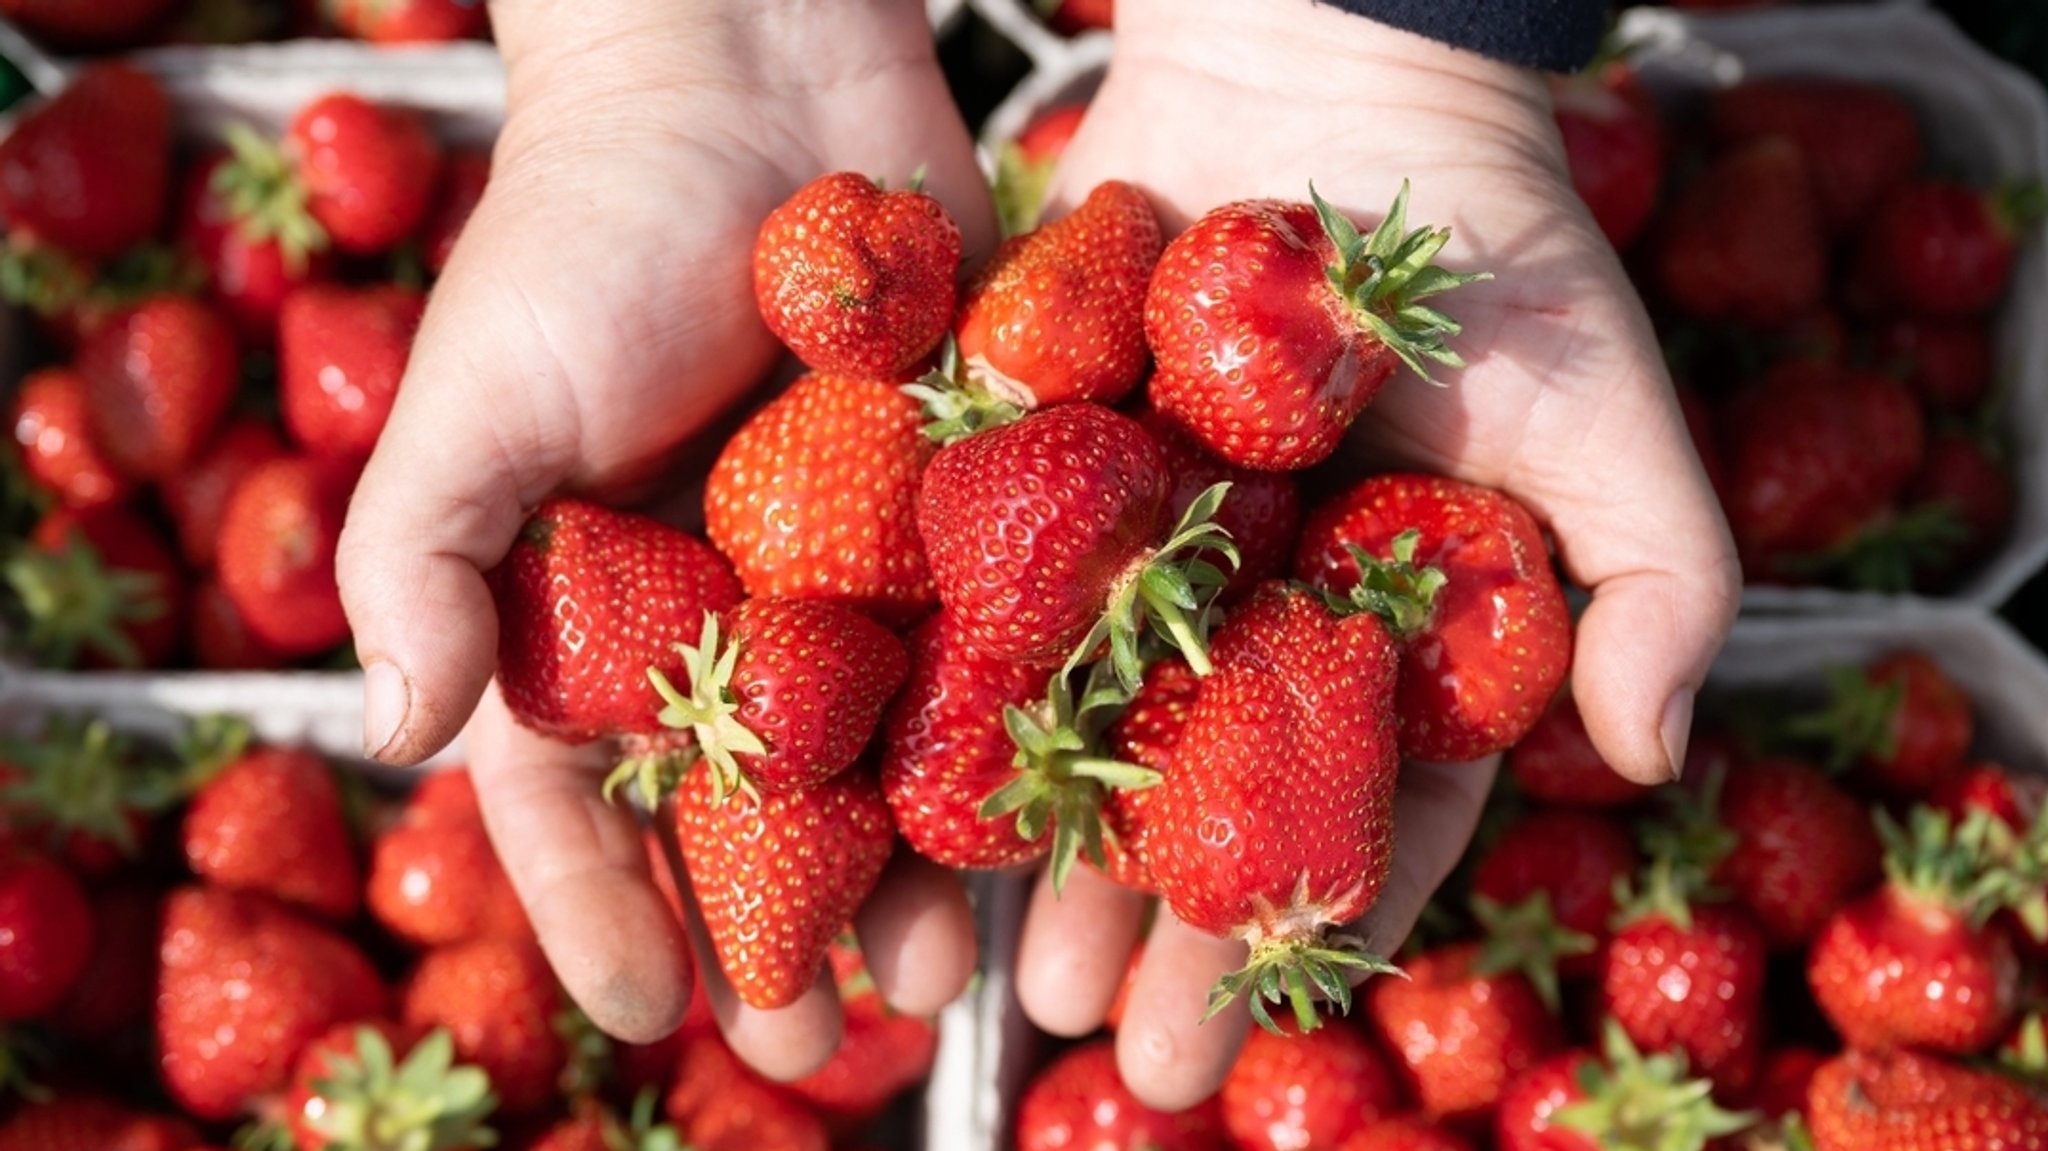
[1697,755,1882,948]
[1789,651,1971,796]
[1015,1040,1225,1151]
[487,498,744,745]
[1145,183,1486,470]
[1295,473,1571,762]
[0,1096,200,1151]
[1853,179,2040,317]
[401,937,565,1117]
[1708,79,1922,234]
[0,847,94,1022]
[1136,408,1302,605]
[1149,582,1401,1029]
[178,148,333,344]
[1470,808,1638,979]
[752,171,961,380]
[1495,1023,1753,1151]
[1655,137,1825,328]
[216,455,356,658]
[79,295,238,481]
[419,148,490,274]
[7,505,183,669]
[367,768,530,948]
[1508,695,1651,808]
[10,366,133,511]
[181,720,361,922]
[161,418,289,571]
[0,64,170,258]
[157,886,386,1120]
[282,1022,497,1151]
[1222,1020,1399,1151]
[1807,1049,2048,1151]
[279,283,425,460]
[327,0,488,41]
[675,765,894,1010]
[1551,64,1664,250]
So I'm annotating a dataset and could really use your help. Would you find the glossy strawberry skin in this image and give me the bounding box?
[278,283,425,460]
[367,768,530,948]
[1367,942,1562,1121]
[1878,318,1994,415]
[419,148,490,274]
[1097,656,1200,892]
[216,456,356,658]
[1809,885,2019,1055]
[11,366,134,511]
[1602,902,1768,1097]
[0,1095,202,1151]
[1295,474,1572,762]
[1711,756,1881,948]
[1495,1052,1596,1151]
[1222,1022,1400,1151]
[0,64,170,258]
[178,149,333,345]
[487,498,745,744]
[917,403,1168,667]
[1709,79,1922,234]
[880,615,1056,870]
[1655,137,1826,328]
[1551,67,1664,250]
[1860,652,1973,796]
[1136,408,1302,604]
[162,419,289,571]
[1508,696,1650,808]
[1931,762,2044,834]
[1016,1040,1226,1151]
[0,849,94,1022]
[329,0,487,42]
[1471,809,1637,978]
[400,936,565,1116]
[80,296,239,481]
[30,505,186,669]
[183,746,361,922]
[1806,1048,2048,1151]
[706,373,937,626]
[1145,199,1399,471]
[752,172,961,380]
[1854,181,2021,318]
[1015,104,1087,163]
[287,92,445,255]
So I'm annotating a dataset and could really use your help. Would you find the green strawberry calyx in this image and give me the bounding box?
[1553,1020,1757,1151]
[644,611,768,808]
[1312,180,1491,386]
[1992,180,2048,237]
[0,715,181,860]
[1070,481,1239,694]
[1323,532,1447,638]
[992,141,1058,238]
[302,1027,500,1151]
[1774,503,1970,595]
[1781,664,1901,774]
[903,339,1027,446]
[1472,891,1595,1016]
[1883,803,2036,932]
[211,121,329,277]
[1205,924,1402,1036]
[2,528,166,670]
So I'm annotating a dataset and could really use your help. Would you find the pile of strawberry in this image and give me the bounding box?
[0,64,487,671]
[0,712,936,1150]
[1011,649,2048,1151]
[0,0,488,52]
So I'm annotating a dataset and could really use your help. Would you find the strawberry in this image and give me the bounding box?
[1496,1024,1753,1151]
[1853,180,2041,317]
[157,886,385,1120]
[0,848,93,1022]
[1149,583,1402,1029]
[705,372,937,626]
[1932,762,2045,834]
[10,366,133,511]
[0,0,179,48]
[1877,318,1994,415]
[1754,1047,1825,1122]
[1508,695,1652,808]
[752,171,961,380]
[48,881,157,1043]
[1704,756,1882,948]
[1016,1040,1225,1151]
[0,1096,201,1151]
[401,937,566,1117]
[182,722,361,922]
[420,148,490,274]
[917,403,1234,685]
[879,615,1057,870]
[278,283,425,460]
[1294,473,1572,762]
[1222,1020,1399,1151]
[287,94,445,255]
[282,1022,497,1151]
[1550,65,1664,250]
[1145,184,1486,470]
[216,455,356,658]
[0,65,170,258]
[7,505,183,669]
[1709,79,1922,234]
[1096,656,1200,892]
[1043,0,1112,33]
[1470,808,1638,978]
[992,103,1088,237]
[1903,430,2015,587]
[674,766,894,1010]
[192,577,290,670]
[1339,1117,1477,1151]
[367,768,530,948]
[162,419,290,571]
[1655,137,1826,328]
[79,295,238,481]
[664,1031,829,1151]
[529,1096,682,1151]
[1135,408,1302,605]
[1789,652,1971,796]
[327,0,488,41]
[787,979,938,1134]
[0,714,162,874]
[178,148,332,344]
[1806,1049,2048,1151]
[487,498,744,745]
[1015,105,1086,164]
[946,180,1162,415]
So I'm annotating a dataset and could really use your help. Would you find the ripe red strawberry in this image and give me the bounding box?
[0,848,94,1022]
[1146,184,1486,470]
[752,172,961,380]
[178,148,333,344]
[10,366,133,510]
[1508,695,1651,808]
[675,766,894,1010]
[1601,868,1768,1098]
[880,615,1057,870]
[1878,318,1994,415]
[1903,430,2015,587]
[328,0,488,41]
[367,768,531,948]
[279,283,425,459]
[9,504,184,669]
[283,1021,496,1151]
[1294,473,1571,762]
[788,982,939,1134]
[950,180,1162,412]
[1706,756,1882,948]
[1709,79,1922,234]
[992,103,1088,236]
[1470,808,1638,978]
[0,64,170,258]
[287,93,445,255]
[1016,105,1086,164]
[1149,583,1401,1028]
[0,1095,201,1151]
[705,373,937,625]
[1339,1116,1476,1151]
[419,148,489,274]
[0,715,159,874]
[1853,180,2039,317]
[1016,1040,1225,1151]
[1097,656,1200,892]
[529,1097,683,1151]
[1655,137,1825,328]
[487,498,744,745]
[48,881,157,1043]
[1222,1021,1399,1151]
[665,1030,829,1151]
[217,455,356,658]
[1807,1049,2048,1151]
[1044,0,1112,32]
[401,936,565,1117]
[0,0,180,48]
[162,419,289,571]
[1809,806,2021,1054]
[1495,1024,1752,1151]
[1550,65,1664,250]
[157,886,385,1120]
[1791,651,1972,796]
[1932,761,2045,834]
[79,295,238,480]
[192,577,290,670]
[182,727,361,922]
[1136,408,1302,604]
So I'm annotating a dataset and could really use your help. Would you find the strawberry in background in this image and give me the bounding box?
[326,0,488,43]
[1551,58,1664,251]
[0,64,171,259]
[278,283,425,460]
[0,0,185,49]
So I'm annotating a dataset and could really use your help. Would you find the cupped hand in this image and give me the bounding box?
[336,0,992,1077]
[1015,0,1740,1109]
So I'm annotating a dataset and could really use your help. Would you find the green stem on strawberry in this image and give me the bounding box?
[1318,531,1448,638]
[637,611,769,808]
[2,532,166,669]
[1065,482,1239,693]
[1472,891,1595,1016]
[1204,930,1400,1036]
[1781,665,1903,773]
[2002,1014,2048,1081]
[1553,1020,1758,1151]
[294,1027,499,1151]
[213,122,328,276]
[0,716,179,859]
[1882,804,2010,931]
[0,240,91,317]
[1311,181,1492,385]
[1774,503,1971,594]
[902,340,1027,446]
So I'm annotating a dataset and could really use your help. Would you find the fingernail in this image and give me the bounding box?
[363,659,411,761]
[1661,688,1695,783]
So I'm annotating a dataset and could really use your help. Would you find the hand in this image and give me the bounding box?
[336,0,994,1078]
[1013,0,1741,1109]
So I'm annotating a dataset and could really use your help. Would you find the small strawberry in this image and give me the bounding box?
[674,766,894,1010]
[327,0,488,42]
[400,936,565,1117]
[192,577,290,670]
[0,714,164,874]
[10,366,133,511]
[1470,808,1638,978]
[1294,473,1572,762]
[1877,318,1994,415]
[1853,180,2042,317]
[664,1030,829,1151]
[1097,656,1200,892]
[216,455,356,658]
[487,498,744,745]
[157,886,386,1120]
[1806,1049,2048,1151]
[788,970,938,1134]
[1146,183,1486,470]
[1788,651,1971,796]
[178,147,333,344]
[1709,79,1922,234]
[7,505,183,669]
[992,103,1088,237]
[752,171,961,380]
[161,419,289,571]
[79,295,238,480]
[0,64,170,258]
[1550,64,1664,250]
[1903,430,2015,587]
[1016,1040,1225,1151]
[288,93,445,255]
[282,1022,497,1151]
[367,768,531,948]
[0,1095,201,1151]
[278,283,425,460]
[418,148,490,274]
[1135,408,1302,604]
[1655,137,1826,328]
[1222,1020,1399,1151]
[48,881,157,1043]
[181,719,361,922]
[1704,756,1882,948]
[0,848,93,1022]
[1508,695,1652,808]
[1496,1022,1754,1151]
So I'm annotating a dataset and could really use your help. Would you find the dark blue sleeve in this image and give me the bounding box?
[1315,0,1609,72]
